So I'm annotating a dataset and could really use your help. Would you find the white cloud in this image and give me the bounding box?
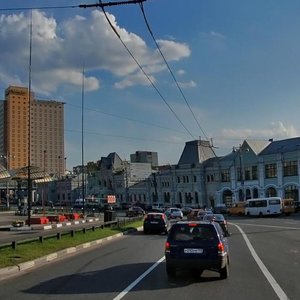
[156,40,191,61]
[114,70,155,89]
[210,31,225,39]
[0,10,191,94]
[177,69,185,75]
[220,121,299,140]
[177,80,197,88]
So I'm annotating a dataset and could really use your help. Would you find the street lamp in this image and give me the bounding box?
[233,145,249,201]
[43,150,47,214]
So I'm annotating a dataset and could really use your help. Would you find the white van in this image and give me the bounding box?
[245,197,282,216]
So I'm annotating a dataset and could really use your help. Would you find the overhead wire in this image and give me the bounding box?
[0,5,79,11]
[139,2,210,141]
[66,102,187,135]
[66,128,184,144]
[98,0,196,140]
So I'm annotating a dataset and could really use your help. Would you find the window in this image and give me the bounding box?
[252,166,258,180]
[265,163,277,178]
[283,161,298,177]
[221,170,230,182]
[244,167,251,180]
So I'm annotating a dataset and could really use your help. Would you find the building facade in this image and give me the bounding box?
[1,86,65,176]
[82,137,300,209]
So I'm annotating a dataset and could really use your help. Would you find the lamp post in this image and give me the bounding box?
[233,145,246,201]
[81,66,85,216]
[27,10,33,227]
[43,150,46,214]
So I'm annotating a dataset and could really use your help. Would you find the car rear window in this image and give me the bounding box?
[169,224,217,242]
[146,214,163,220]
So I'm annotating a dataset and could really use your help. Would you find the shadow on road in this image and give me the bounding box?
[23,261,223,295]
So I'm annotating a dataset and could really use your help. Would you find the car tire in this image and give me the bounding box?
[220,261,229,279]
[166,265,176,278]
[191,268,203,277]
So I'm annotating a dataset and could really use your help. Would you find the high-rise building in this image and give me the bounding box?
[1,86,65,176]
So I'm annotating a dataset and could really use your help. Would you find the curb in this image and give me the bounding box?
[0,226,142,281]
[0,217,102,231]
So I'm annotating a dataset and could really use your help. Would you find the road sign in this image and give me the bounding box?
[107,195,116,203]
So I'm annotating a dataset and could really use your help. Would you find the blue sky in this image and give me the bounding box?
[1,0,300,170]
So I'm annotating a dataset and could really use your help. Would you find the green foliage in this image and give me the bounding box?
[0,220,143,268]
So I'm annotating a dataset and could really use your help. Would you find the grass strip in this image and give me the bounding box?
[0,220,143,268]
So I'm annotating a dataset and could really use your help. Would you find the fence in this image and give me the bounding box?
[0,216,142,250]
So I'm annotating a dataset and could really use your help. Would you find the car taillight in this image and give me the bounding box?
[165,241,171,253]
[218,242,225,255]
[188,223,197,227]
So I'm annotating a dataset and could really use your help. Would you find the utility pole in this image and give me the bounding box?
[27,10,33,227]
[153,172,158,203]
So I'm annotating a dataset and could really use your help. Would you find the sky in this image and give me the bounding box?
[1,0,300,171]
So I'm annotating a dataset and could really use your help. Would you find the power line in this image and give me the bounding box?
[65,128,184,145]
[66,102,187,135]
[0,0,146,11]
[97,2,196,140]
[139,2,209,141]
[0,5,79,11]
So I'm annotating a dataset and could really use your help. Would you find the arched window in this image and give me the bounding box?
[284,185,299,201]
[253,188,259,198]
[245,189,251,200]
[266,187,277,197]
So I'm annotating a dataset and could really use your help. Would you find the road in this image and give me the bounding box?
[0,215,299,300]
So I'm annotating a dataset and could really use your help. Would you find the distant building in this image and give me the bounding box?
[0,86,65,176]
[130,151,158,167]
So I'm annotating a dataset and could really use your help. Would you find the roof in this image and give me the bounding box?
[0,164,10,180]
[244,139,270,155]
[178,140,216,165]
[9,166,53,182]
[259,137,300,155]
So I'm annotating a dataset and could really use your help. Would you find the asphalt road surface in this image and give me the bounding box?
[0,215,299,300]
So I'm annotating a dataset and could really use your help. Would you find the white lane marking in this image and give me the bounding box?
[229,222,300,230]
[232,223,289,300]
[113,256,165,300]
[230,222,300,230]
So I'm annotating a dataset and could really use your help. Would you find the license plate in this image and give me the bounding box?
[184,248,203,254]
[150,221,159,224]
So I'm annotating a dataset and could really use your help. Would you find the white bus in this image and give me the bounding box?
[245,197,282,216]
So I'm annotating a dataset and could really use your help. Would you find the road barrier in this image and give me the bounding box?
[0,216,142,250]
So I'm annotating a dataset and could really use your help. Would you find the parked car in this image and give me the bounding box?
[181,206,193,216]
[143,212,171,234]
[126,206,145,217]
[295,201,300,212]
[165,208,183,219]
[228,202,246,216]
[165,221,230,279]
[197,209,213,220]
[203,214,230,236]
[187,209,202,221]
[213,204,228,214]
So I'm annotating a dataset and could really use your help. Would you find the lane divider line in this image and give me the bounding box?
[232,223,289,300]
[113,256,165,300]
